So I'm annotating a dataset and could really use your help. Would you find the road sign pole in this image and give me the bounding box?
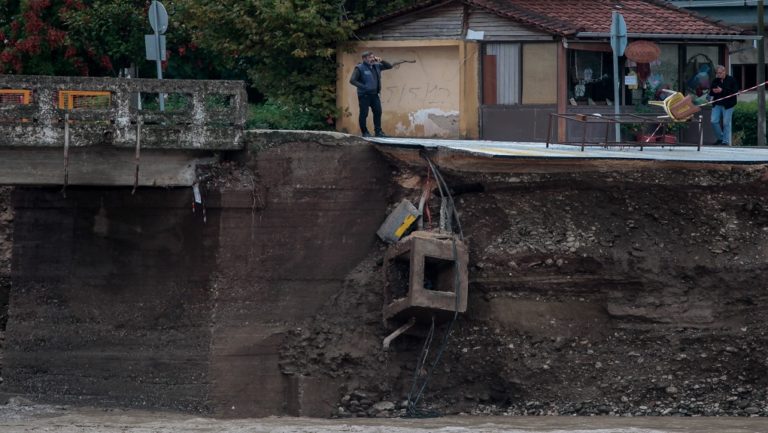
[757,0,765,147]
[612,40,620,142]
[610,11,627,143]
[153,2,165,111]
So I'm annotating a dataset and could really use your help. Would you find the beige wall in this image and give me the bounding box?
[522,43,557,104]
[337,41,479,138]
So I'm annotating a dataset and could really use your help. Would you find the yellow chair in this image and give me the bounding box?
[648,89,701,122]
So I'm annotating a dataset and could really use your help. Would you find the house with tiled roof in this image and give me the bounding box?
[336,0,754,141]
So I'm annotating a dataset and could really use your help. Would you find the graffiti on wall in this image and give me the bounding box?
[383,83,452,106]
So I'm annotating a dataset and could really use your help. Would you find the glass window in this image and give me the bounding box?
[484,43,521,105]
[567,49,613,105]
[733,64,767,90]
[627,44,680,105]
[683,45,720,97]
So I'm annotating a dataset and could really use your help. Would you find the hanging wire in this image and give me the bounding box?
[424,154,465,241]
[405,316,435,411]
[403,155,465,418]
[404,238,462,418]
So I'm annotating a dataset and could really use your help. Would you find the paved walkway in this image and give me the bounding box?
[369,137,768,164]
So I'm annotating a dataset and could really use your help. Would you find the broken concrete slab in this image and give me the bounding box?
[0,147,214,187]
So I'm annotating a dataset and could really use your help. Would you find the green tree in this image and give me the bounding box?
[179,0,419,128]
[734,100,766,146]
[179,0,355,126]
[62,0,146,73]
[156,1,240,80]
[1,0,232,78]
[63,0,230,80]
[0,0,97,75]
[2,0,421,126]
[0,1,22,26]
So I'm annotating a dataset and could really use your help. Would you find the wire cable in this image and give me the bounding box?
[403,154,465,418]
[424,155,465,241]
[404,238,462,418]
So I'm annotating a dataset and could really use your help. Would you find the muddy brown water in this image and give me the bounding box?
[0,406,767,433]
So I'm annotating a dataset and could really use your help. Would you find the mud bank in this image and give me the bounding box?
[1,404,768,433]
[282,163,768,419]
[1,132,767,418]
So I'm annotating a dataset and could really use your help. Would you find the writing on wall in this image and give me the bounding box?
[383,83,452,106]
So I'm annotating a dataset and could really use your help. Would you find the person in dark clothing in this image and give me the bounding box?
[349,51,392,137]
[708,65,739,145]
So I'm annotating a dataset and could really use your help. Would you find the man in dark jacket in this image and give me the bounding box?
[349,51,392,137]
[709,65,739,145]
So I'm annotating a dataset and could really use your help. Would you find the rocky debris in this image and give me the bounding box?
[196,160,259,191]
[0,396,68,422]
[4,164,768,419]
[6,397,33,406]
[436,322,768,417]
[275,167,768,418]
[334,390,403,418]
[278,254,389,381]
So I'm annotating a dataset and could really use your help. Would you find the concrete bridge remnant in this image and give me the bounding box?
[4,129,768,417]
[2,130,391,417]
[0,75,246,187]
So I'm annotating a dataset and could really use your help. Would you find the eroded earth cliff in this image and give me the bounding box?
[285,165,768,418]
[1,136,767,418]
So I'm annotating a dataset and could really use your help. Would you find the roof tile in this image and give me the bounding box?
[466,0,743,36]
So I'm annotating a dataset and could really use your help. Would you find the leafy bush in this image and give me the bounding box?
[733,100,766,146]
[182,1,419,130]
[247,102,330,130]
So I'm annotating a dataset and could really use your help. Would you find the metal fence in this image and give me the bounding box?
[546,112,704,151]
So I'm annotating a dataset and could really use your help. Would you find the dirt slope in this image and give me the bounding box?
[280,165,768,418]
[2,140,767,419]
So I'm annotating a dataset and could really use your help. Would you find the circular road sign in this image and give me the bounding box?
[148,1,169,35]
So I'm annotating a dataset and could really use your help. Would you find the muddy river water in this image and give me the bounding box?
[1,405,767,433]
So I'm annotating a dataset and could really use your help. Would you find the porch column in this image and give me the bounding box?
[459,41,480,139]
[557,40,568,142]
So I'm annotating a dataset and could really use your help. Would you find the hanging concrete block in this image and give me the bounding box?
[382,231,469,325]
[376,199,420,244]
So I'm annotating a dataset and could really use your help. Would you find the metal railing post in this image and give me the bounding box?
[698,114,703,151]
[546,113,553,148]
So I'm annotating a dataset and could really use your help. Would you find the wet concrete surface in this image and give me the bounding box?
[1,405,767,433]
[368,137,768,163]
